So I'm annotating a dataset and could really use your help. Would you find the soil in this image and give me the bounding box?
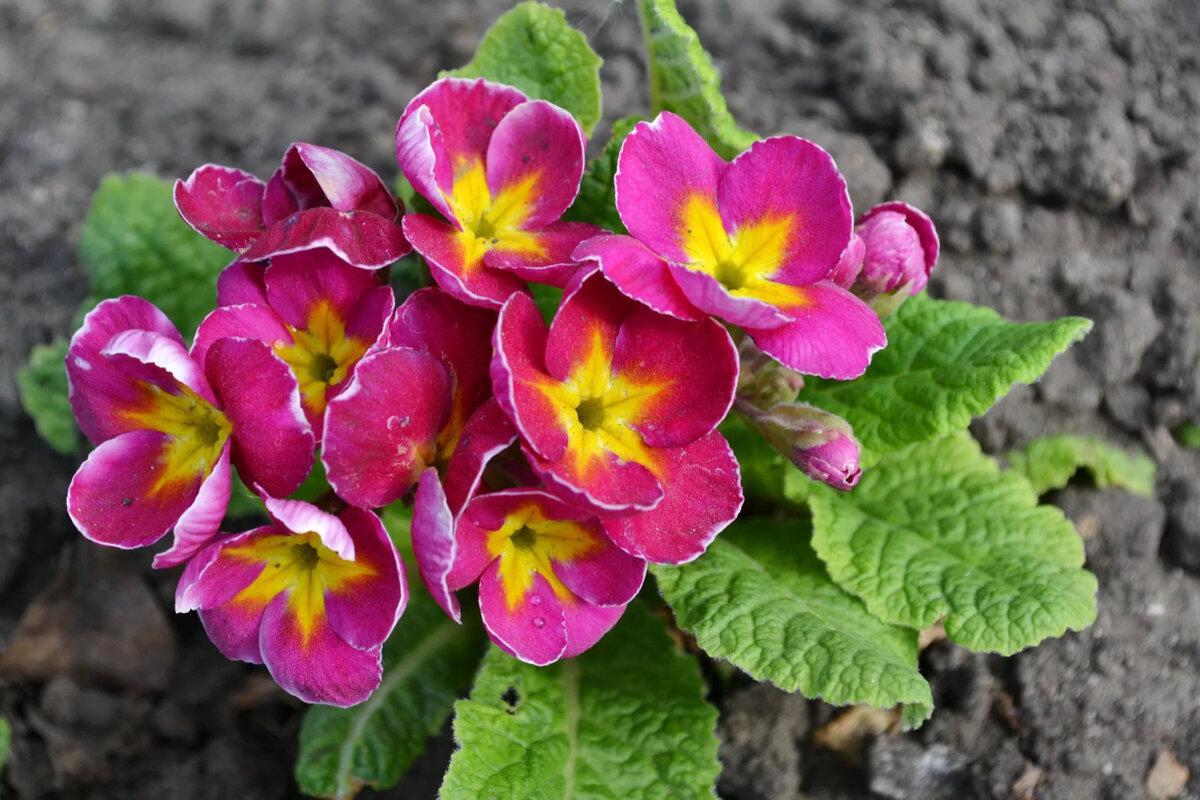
[1,0,1198,798]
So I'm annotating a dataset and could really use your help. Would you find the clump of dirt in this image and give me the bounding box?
[1,1,1198,798]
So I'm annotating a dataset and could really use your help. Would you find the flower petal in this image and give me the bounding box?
[615,112,726,263]
[264,248,384,330]
[216,259,269,307]
[259,592,383,706]
[191,303,292,373]
[205,337,315,498]
[543,267,631,382]
[572,234,704,321]
[344,285,395,346]
[717,136,852,286]
[485,99,586,230]
[279,143,399,220]
[482,221,602,287]
[523,442,663,516]
[322,348,452,508]
[262,496,354,560]
[441,399,517,515]
[102,329,211,400]
[152,445,232,568]
[478,564,567,667]
[173,165,265,251]
[562,602,626,658]
[412,469,462,622]
[746,280,886,379]
[402,213,528,310]
[611,307,737,448]
[262,168,301,227]
[67,429,201,549]
[395,105,455,222]
[554,533,646,608]
[858,201,939,292]
[188,529,274,663]
[664,262,792,329]
[243,207,410,270]
[602,431,742,564]
[323,507,407,650]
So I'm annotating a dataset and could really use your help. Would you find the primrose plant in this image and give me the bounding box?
[38,2,1112,797]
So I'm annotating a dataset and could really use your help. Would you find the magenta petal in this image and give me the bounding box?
[282,143,398,220]
[262,168,300,226]
[441,399,517,515]
[322,348,452,508]
[665,262,792,329]
[324,507,407,650]
[198,601,267,664]
[573,234,705,321]
[67,429,200,549]
[478,565,567,667]
[216,259,270,307]
[152,445,232,569]
[70,295,183,355]
[615,112,726,263]
[717,136,852,286]
[264,248,383,329]
[746,280,886,379]
[482,221,603,287]
[243,207,411,270]
[602,431,742,564]
[523,442,664,516]
[562,602,626,659]
[485,99,586,230]
[612,307,737,448]
[173,165,266,251]
[543,267,632,382]
[343,285,395,347]
[191,303,291,372]
[554,537,646,608]
[205,337,314,498]
[411,469,462,622]
[445,492,495,594]
[394,106,455,222]
[259,593,383,707]
[402,213,528,310]
[859,201,940,275]
[102,329,212,400]
[829,232,865,289]
[263,496,354,560]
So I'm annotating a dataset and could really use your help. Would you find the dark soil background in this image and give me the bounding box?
[2,0,1199,798]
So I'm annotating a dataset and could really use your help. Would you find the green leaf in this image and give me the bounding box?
[295,592,485,799]
[440,604,720,799]
[79,173,231,338]
[18,340,79,454]
[445,1,603,136]
[1007,434,1156,497]
[637,0,758,159]
[0,715,11,775]
[653,518,933,727]
[563,115,643,233]
[796,296,1092,463]
[1173,422,1200,450]
[810,433,1098,655]
[530,283,564,325]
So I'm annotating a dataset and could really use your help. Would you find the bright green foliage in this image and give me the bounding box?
[797,296,1092,463]
[1173,422,1200,450]
[810,434,1097,655]
[0,715,11,775]
[653,519,932,728]
[79,173,231,338]
[295,593,485,799]
[440,604,720,800]
[1007,434,1156,497]
[445,1,603,136]
[563,116,644,234]
[531,283,564,325]
[17,340,78,454]
[638,0,758,159]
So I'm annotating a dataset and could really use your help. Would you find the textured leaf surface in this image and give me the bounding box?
[810,434,1097,655]
[638,0,757,159]
[796,296,1092,463]
[653,519,932,727]
[440,604,720,800]
[18,340,78,454]
[79,173,231,338]
[563,115,642,233]
[446,1,603,135]
[1007,434,1156,497]
[295,592,484,799]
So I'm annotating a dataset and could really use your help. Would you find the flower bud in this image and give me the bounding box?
[852,201,940,304]
[828,231,865,289]
[736,337,805,409]
[743,402,863,491]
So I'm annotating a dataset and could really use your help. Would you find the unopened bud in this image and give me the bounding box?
[736,337,805,409]
[851,202,940,312]
[744,402,863,492]
[828,231,865,289]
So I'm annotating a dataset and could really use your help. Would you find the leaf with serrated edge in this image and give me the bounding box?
[440,604,720,800]
[1006,434,1156,497]
[638,0,758,159]
[810,433,1097,656]
[445,1,603,135]
[653,518,932,727]
[79,173,232,339]
[18,339,79,454]
[797,296,1092,464]
[295,592,484,799]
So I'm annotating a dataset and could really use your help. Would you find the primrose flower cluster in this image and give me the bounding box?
[63,77,937,706]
